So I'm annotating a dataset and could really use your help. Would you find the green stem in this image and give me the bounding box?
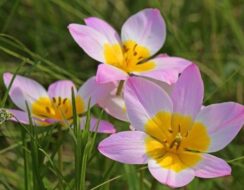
[140,169,144,190]
[116,80,125,96]
[58,126,64,190]
[228,156,244,163]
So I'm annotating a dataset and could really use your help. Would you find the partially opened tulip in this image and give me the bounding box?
[98,64,244,187]
[3,73,116,133]
[68,8,191,85]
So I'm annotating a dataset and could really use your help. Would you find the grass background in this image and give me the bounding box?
[0,0,244,189]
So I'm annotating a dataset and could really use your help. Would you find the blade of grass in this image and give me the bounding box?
[1,0,20,33]
[80,98,92,190]
[90,166,148,190]
[58,125,64,190]
[123,165,140,190]
[21,125,30,190]
[25,102,45,190]
[71,87,82,190]
[0,34,83,85]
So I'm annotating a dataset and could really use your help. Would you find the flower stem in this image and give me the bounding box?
[58,126,63,190]
[116,80,125,96]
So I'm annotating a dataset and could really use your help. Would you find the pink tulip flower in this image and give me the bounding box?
[98,64,244,187]
[68,8,191,84]
[3,73,116,133]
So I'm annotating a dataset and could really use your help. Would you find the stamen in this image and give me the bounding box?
[52,97,56,103]
[133,44,137,51]
[168,128,173,133]
[58,96,61,106]
[63,98,67,104]
[185,130,189,137]
[138,56,143,60]
[133,51,138,56]
[169,132,183,150]
[46,106,51,114]
[123,45,129,52]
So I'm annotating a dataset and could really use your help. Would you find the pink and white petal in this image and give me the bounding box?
[98,131,149,164]
[194,154,231,178]
[121,8,166,56]
[3,73,48,110]
[8,88,29,111]
[171,64,203,119]
[96,64,128,84]
[84,17,121,44]
[125,77,173,131]
[144,77,173,96]
[196,102,244,152]
[148,159,195,188]
[68,24,108,62]
[7,109,30,124]
[7,109,49,126]
[98,94,128,121]
[48,80,76,99]
[136,57,192,84]
[77,76,115,110]
[80,117,116,134]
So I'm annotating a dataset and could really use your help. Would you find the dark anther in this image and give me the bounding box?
[133,51,138,56]
[52,97,56,103]
[63,98,68,104]
[133,44,138,51]
[46,107,51,114]
[58,96,62,106]
[123,45,129,52]
[138,56,143,60]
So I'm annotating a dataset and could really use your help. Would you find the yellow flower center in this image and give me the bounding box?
[104,40,155,73]
[31,96,85,125]
[145,112,211,172]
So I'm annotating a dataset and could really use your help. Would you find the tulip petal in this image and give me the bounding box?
[121,8,166,56]
[196,102,244,152]
[8,109,48,125]
[148,159,195,188]
[7,109,30,124]
[48,80,76,99]
[77,76,115,109]
[194,154,231,178]
[68,24,108,62]
[98,131,149,164]
[3,73,48,111]
[171,64,203,119]
[96,64,128,83]
[98,93,128,121]
[145,78,173,96]
[124,77,173,131]
[80,117,116,134]
[84,17,121,44]
[136,57,192,84]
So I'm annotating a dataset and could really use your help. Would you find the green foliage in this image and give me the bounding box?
[0,0,244,189]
